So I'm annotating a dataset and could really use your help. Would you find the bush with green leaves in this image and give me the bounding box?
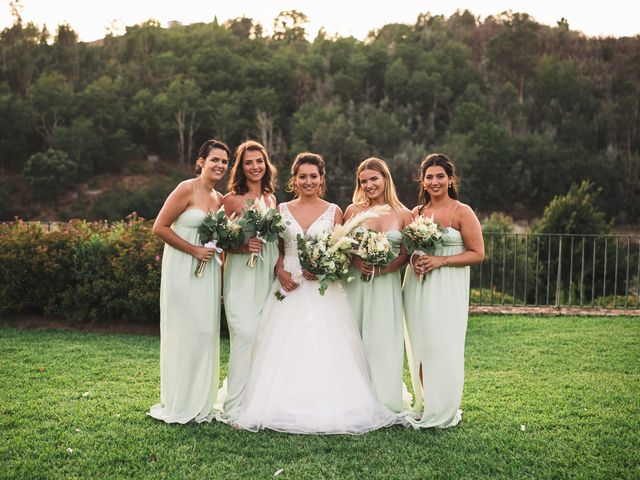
[482,212,516,233]
[535,180,609,235]
[0,217,163,322]
[89,179,177,221]
[0,173,12,220]
[22,149,77,206]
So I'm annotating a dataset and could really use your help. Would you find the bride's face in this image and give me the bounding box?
[294,163,323,197]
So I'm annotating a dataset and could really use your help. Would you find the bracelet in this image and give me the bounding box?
[443,256,449,266]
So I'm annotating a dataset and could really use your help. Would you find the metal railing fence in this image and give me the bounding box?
[471,233,640,309]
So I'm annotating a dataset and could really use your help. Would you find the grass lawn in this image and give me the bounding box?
[1,316,638,479]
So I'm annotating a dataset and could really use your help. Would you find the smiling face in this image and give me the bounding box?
[241,149,266,184]
[200,147,229,182]
[358,168,386,203]
[422,165,449,200]
[294,163,323,198]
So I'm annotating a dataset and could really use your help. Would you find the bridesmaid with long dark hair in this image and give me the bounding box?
[403,153,484,428]
[218,140,278,420]
[149,139,230,423]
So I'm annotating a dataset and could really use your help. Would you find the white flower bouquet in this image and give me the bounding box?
[351,228,396,282]
[238,196,286,268]
[291,205,391,296]
[195,207,243,277]
[401,214,444,283]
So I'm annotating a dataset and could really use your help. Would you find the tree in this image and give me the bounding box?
[535,181,609,234]
[52,117,104,176]
[0,172,12,219]
[0,89,33,170]
[155,77,202,166]
[272,10,309,42]
[0,9,47,96]
[30,72,74,147]
[22,149,77,207]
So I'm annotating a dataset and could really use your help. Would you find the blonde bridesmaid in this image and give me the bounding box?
[343,157,412,412]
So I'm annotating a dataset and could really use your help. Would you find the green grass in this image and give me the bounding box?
[1,316,638,479]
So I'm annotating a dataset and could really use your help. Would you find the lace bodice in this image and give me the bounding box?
[279,203,337,275]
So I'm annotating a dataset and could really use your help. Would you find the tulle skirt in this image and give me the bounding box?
[232,278,399,434]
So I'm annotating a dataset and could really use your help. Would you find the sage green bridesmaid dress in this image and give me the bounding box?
[148,209,222,424]
[402,223,470,428]
[345,230,404,412]
[219,240,278,419]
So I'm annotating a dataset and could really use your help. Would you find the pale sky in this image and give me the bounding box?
[1,0,638,41]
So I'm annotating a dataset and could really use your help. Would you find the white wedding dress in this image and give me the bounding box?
[232,202,399,434]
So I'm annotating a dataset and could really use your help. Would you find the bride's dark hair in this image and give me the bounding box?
[286,152,326,197]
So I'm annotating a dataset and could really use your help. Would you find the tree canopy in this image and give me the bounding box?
[1,9,638,221]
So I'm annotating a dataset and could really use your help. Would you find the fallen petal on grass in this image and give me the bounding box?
[520,424,526,432]
[274,468,284,477]
[66,448,73,454]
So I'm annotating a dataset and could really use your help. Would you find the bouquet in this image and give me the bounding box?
[281,205,390,298]
[351,228,396,282]
[195,207,244,277]
[296,231,354,296]
[238,196,286,268]
[401,214,444,283]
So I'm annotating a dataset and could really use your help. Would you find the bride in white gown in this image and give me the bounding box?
[231,152,398,434]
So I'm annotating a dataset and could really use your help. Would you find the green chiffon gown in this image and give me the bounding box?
[345,230,405,412]
[402,227,470,428]
[148,209,222,424]
[219,240,278,419]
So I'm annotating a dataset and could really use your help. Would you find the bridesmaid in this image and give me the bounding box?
[343,157,413,413]
[219,140,278,420]
[403,153,484,428]
[148,139,230,424]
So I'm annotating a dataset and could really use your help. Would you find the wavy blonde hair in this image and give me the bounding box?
[352,157,404,212]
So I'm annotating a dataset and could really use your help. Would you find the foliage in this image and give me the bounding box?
[482,212,516,233]
[0,217,162,322]
[89,179,177,221]
[0,172,13,219]
[1,316,639,478]
[22,149,77,205]
[1,11,639,220]
[535,181,609,234]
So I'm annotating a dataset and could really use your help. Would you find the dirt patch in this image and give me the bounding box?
[3,308,637,337]
[470,306,640,317]
[2,314,159,335]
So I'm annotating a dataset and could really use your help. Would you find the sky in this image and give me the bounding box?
[1,0,638,41]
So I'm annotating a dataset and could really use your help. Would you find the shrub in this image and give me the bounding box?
[0,220,75,315]
[0,173,12,220]
[89,179,176,221]
[0,217,163,323]
[22,149,77,206]
[482,212,516,233]
[535,180,609,234]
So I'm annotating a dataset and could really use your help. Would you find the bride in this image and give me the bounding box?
[231,152,398,434]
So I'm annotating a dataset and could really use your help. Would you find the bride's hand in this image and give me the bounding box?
[353,257,373,275]
[277,269,299,292]
[302,269,317,281]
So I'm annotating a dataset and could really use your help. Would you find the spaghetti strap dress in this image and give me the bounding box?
[402,203,470,428]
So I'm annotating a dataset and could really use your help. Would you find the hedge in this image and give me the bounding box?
[0,216,163,323]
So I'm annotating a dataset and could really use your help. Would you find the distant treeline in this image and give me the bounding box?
[0,10,638,221]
